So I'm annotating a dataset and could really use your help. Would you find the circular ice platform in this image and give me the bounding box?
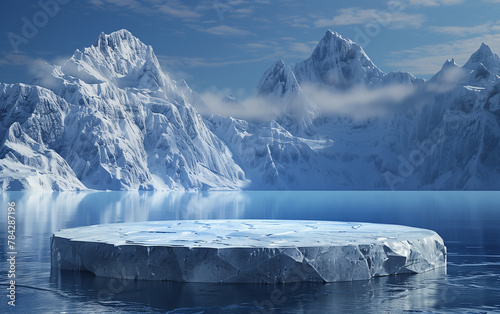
[51,220,447,283]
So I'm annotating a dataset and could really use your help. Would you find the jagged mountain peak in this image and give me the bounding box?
[93,29,139,48]
[428,60,460,85]
[257,59,298,96]
[467,43,497,64]
[311,29,359,62]
[322,29,352,44]
[261,59,289,76]
[90,29,153,66]
[256,60,319,134]
[325,29,343,37]
[443,59,458,69]
[476,43,494,56]
[294,30,385,89]
[60,29,170,90]
[318,30,354,50]
[429,58,463,84]
[275,59,286,67]
[464,43,500,75]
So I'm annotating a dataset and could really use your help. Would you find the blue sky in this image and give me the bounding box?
[0,0,499,98]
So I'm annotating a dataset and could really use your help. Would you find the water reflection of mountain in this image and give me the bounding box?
[5,191,249,236]
[1,191,248,272]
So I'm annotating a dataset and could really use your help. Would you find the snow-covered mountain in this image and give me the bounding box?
[462,43,500,84]
[0,83,86,190]
[1,29,499,190]
[208,30,500,190]
[256,59,319,135]
[0,30,246,191]
[406,42,500,189]
[294,30,385,89]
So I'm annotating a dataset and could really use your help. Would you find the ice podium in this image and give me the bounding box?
[51,220,446,283]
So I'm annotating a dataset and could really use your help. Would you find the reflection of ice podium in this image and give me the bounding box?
[51,220,447,283]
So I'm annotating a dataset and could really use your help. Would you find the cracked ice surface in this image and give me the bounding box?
[51,220,447,283]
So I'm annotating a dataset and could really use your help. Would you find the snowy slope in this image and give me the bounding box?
[0,83,85,190]
[205,115,333,189]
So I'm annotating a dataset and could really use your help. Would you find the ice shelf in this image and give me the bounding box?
[51,220,447,283]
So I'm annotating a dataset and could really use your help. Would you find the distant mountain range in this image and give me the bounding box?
[1,29,499,190]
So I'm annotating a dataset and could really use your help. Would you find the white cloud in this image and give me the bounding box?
[90,0,142,8]
[157,2,202,19]
[234,8,254,15]
[158,55,269,71]
[89,0,105,6]
[429,23,497,36]
[232,38,317,62]
[0,52,70,89]
[199,82,421,121]
[302,83,417,120]
[400,0,465,6]
[0,52,36,67]
[200,88,279,120]
[279,15,312,28]
[243,42,272,49]
[427,66,468,93]
[201,25,254,37]
[27,59,65,90]
[387,33,500,75]
[238,37,319,61]
[314,8,426,30]
[288,42,317,57]
[89,0,207,21]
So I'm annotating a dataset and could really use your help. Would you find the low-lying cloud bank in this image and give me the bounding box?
[200,89,281,121]
[301,83,417,120]
[200,67,468,122]
[200,83,420,121]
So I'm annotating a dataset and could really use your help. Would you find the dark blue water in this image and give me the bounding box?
[1,191,499,313]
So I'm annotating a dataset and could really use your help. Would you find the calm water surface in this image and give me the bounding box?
[0,191,499,313]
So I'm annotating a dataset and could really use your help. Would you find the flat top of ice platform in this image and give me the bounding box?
[53,220,439,249]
